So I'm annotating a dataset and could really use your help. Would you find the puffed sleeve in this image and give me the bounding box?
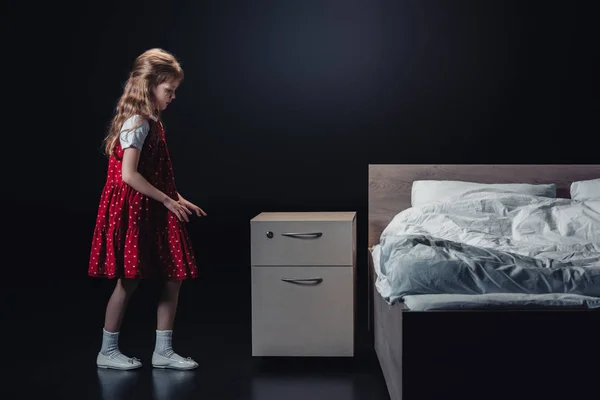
[119,115,149,150]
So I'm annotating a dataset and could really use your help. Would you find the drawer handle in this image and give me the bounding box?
[281,232,323,239]
[281,278,323,285]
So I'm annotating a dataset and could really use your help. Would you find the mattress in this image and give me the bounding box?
[402,293,600,311]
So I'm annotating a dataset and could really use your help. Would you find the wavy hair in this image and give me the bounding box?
[103,48,184,157]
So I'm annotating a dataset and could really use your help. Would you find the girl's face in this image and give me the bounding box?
[152,79,180,111]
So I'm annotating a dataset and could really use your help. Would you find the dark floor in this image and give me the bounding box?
[1,277,390,400]
[4,276,600,400]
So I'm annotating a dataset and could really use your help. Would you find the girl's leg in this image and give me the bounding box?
[104,278,140,332]
[153,280,198,369]
[156,280,182,331]
[97,278,142,369]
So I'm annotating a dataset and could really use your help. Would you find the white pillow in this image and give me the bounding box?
[411,180,557,207]
[570,178,600,201]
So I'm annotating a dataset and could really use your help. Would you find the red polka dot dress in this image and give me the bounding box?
[88,116,198,280]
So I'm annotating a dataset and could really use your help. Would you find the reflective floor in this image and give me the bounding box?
[4,276,598,400]
[2,277,390,400]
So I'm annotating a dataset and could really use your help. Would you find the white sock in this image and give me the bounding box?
[155,330,175,357]
[100,328,121,357]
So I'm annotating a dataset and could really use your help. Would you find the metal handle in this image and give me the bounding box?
[281,278,323,285]
[281,232,323,239]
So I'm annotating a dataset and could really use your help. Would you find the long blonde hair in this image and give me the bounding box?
[103,48,184,157]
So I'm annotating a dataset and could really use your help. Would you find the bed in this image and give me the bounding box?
[367,164,600,400]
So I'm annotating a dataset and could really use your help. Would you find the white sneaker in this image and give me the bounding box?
[152,352,198,370]
[97,352,142,370]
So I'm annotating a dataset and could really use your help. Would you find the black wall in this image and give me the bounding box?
[3,1,598,287]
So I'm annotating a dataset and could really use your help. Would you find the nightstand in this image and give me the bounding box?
[250,211,356,357]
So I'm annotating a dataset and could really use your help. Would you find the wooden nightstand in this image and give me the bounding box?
[250,212,356,357]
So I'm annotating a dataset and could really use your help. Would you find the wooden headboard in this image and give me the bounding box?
[368,164,600,247]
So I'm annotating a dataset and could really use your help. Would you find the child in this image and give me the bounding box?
[88,48,207,370]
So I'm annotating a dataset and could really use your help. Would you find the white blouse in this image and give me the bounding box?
[119,114,156,150]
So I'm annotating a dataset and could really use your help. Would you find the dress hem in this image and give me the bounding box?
[88,273,198,281]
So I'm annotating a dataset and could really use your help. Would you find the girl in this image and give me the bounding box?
[88,48,206,370]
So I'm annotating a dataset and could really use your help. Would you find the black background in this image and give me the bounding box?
[2,0,598,316]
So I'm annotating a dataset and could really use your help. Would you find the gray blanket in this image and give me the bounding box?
[372,191,600,305]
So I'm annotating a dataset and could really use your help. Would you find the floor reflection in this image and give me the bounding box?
[251,375,357,400]
[96,368,196,400]
[151,369,196,400]
[96,369,141,400]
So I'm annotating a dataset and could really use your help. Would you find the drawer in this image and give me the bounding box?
[251,265,354,356]
[251,220,354,266]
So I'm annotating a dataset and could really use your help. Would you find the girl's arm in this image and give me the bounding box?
[122,147,171,203]
[122,147,192,222]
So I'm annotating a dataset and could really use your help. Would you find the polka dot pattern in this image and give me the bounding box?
[88,120,198,281]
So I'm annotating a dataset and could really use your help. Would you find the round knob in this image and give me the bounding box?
[266,231,273,239]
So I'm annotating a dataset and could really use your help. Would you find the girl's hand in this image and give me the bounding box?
[178,194,207,218]
[163,197,192,222]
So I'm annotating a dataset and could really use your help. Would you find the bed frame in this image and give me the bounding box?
[368,164,600,400]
